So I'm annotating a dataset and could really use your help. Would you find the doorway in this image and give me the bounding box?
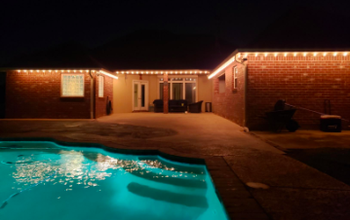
[132,80,149,111]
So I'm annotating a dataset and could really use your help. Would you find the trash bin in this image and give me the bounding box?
[205,102,212,112]
[320,115,341,132]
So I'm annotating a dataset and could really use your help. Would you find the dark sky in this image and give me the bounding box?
[1,0,350,65]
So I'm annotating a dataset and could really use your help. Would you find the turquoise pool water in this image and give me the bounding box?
[0,141,229,220]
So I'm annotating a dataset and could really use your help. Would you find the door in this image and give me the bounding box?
[132,80,149,111]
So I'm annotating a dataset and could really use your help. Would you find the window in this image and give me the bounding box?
[158,77,197,103]
[218,74,225,93]
[233,66,238,89]
[98,75,104,98]
[61,74,84,97]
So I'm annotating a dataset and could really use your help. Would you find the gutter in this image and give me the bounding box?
[235,54,248,128]
[89,70,94,119]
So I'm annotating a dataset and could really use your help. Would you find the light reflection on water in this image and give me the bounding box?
[0,142,228,220]
[9,150,203,193]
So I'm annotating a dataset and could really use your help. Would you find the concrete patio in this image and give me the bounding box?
[1,113,350,220]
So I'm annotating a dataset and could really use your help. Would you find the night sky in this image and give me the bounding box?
[1,0,350,65]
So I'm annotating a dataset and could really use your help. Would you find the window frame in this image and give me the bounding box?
[98,75,104,98]
[60,73,85,98]
[157,75,198,102]
[233,66,238,90]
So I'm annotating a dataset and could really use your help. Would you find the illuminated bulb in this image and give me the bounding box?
[30,70,33,73]
[42,70,45,72]
[121,71,124,74]
[303,53,307,57]
[146,71,148,74]
[151,71,154,74]
[284,53,287,57]
[155,71,158,74]
[274,53,277,57]
[180,71,183,74]
[255,53,258,57]
[86,70,89,73]
[294,53,297,57]
[165,71,168,74]
[264,53,268,57]
[92,70,95,73]
[74,70,76,73]
[80,70,82,73]
[334,52,337,56]
[313,52,317,56]
[68,70,70,72]
[344,52,348,56]
[36,70,40,72]
[17,70,21,72]
[24,70,27,72]
[55,70,58,72]
[323,52,327,56]
[131,71,134,74]
[199,71,202,73]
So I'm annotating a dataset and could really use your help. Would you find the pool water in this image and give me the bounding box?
[0,141,229,220]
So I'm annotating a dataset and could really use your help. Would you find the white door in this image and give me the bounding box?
[132,80,149,111]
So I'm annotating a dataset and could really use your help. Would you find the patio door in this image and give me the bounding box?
[132,80,149,111]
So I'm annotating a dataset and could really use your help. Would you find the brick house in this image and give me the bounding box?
[1,45,349,130]
[209,49,350,130]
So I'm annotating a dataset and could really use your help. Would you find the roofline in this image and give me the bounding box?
[208,48,350,79]
[114,69,211,75]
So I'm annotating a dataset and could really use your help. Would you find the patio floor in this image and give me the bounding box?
[1,113,350,220]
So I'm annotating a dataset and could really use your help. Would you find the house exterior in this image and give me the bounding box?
[2,69,115,119]
[1,48,349,130]
[209,49,350,129]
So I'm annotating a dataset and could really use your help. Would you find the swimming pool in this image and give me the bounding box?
[0,141,229,220]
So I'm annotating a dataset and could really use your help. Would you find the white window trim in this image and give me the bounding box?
[233,66,238,89]
[157,75,198,102]
[98,75,104,98]
[61,73,85,98]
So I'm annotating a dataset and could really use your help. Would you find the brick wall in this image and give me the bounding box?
[5,70,92,119]
[212,62,246,126]
[246,54,350,129]
[95,74,114,118]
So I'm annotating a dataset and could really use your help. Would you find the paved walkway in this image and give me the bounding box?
[1,113,350,219]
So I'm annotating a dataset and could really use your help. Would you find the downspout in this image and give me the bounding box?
[235,54,248,128]
[89,70,94,119]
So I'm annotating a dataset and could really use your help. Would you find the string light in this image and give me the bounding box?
[313,52,317,56]
[334,52,338,56]
[344,52,348,56]
[114,70,210,74]
[284,53,287,57]
[294,53,297,57]
[323,52,327,56]
[303,53,307,57]
[274,53,278,57]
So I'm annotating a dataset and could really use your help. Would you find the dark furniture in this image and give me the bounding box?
[152,99,188,113]
[189,101,203,113]
[320,115,342,132]
[153,99,164,112]
[169,100,187,112]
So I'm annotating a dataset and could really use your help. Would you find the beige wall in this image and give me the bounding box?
[197,75,212,112]
[113,74,158,113]
[113,74,212,113]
